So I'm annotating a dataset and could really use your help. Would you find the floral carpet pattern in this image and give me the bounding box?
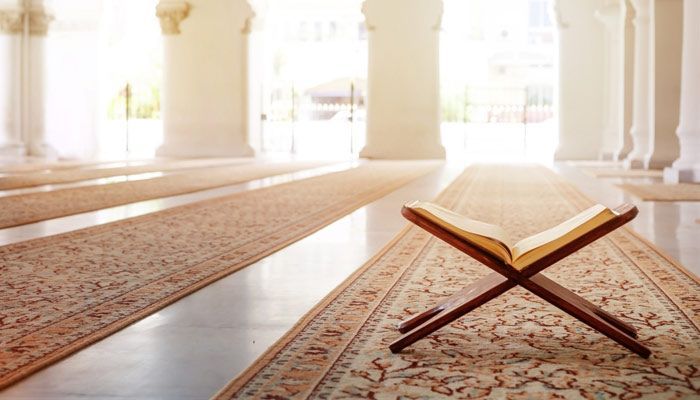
[216,164,700,399]
[0,161,438,389]
[0,160,329,228]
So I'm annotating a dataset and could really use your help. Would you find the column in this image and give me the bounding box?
[25,0,56,157]
[246,0,267,153]
[623,0,650,168]
[359,0,445,159]
[614,0,635,160]
[156,0,255,158]
[0,1,24,156]
[643,0,681,169]
[595,1,623,160]
[553,0,606,160]
[664,0,700,182]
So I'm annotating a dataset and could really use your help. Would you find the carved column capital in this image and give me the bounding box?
[595,3,621,28]
[27,6,54,36]
[156,1,190,35]
[0,9,23,34]
[629,0,649,23]
[549,0,570,30]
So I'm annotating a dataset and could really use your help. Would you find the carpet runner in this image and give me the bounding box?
[0,161,329,228]
[0,157,252,190]
[215,164,700,399]
[0,161,439,389]
[0,159,116,174]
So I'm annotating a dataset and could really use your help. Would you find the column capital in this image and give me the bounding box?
[549,0,570,30]
[595,3,621,28]
[28,5,54,36]
[629,0,649,22]
[0,8,23,34]
[156,0,190,35]
[244,0,264,32]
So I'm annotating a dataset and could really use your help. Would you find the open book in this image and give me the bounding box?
[405,201,616,271]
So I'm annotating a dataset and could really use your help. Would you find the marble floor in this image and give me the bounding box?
[0,160,698,399]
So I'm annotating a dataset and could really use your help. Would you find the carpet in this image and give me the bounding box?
[215,164,700,399]
[0,158,252,190]
[0,159,110,174]
[0,161,329,228]
[618,183,700,201]
[582,167,663,179]
[0,161,439,389]
[0,158,169,174]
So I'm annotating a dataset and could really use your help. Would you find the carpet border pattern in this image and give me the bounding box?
[214,165,700,399]
[0,161,439,390]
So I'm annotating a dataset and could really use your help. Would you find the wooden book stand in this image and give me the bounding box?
[390,203,651,358]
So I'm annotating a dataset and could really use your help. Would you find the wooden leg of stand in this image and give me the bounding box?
[398,273,511,334]
[521,276,651,358]
[390,275,514,353]
[530,274,638,338]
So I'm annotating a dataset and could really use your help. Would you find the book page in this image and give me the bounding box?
[406,201,513,263]
[511,204,614,270]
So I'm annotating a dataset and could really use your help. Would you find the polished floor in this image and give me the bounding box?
[0,160,698,399]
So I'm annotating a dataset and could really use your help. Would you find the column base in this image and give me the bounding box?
[27,142,57,158]
[623,157,645,169]
[553,147,597,161]
[663,166,700,183]
[156,141,255,158]
[614,147,631,162]
[598,151,616,161]
[644,157,675,170]
[0,142,26,157]
[359,143,445,160]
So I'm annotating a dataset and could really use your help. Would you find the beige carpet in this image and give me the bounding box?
[215,164,700,399]
[0,159,111,174]
[0,158,253,190]
[0,161,439,389]
[618,182,700,201]
[582,167,663,178]
[0,161,332,228]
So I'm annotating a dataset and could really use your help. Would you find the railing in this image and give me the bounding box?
[443,86,553,124]
[261,81,366,156]
[103,82,162,158]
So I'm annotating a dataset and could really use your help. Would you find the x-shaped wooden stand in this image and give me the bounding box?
[390,203,651,358]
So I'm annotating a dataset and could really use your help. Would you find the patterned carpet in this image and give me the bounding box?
[0,161,439,389]
[0,157,251,190]
[618,183,700,201]
[216,165,700,399]
[0,161,329,228]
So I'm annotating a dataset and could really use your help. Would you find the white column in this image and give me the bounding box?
[25,0,56,157]
[246,0,266,153]
[596,1,623,160]
[0,2,24,156]
[664,0,700,182]
[644,0,681,169]
[359,0,445,159]
[553,0,606,160]
[615,0,635,160]
[156,0,255,158]
[624,0,650,168]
